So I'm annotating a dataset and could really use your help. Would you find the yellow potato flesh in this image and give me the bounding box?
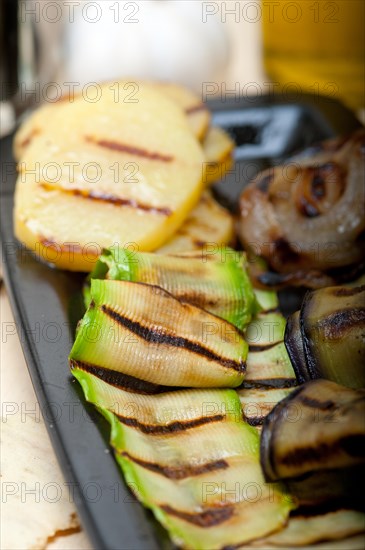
[14,83,205,271]
[157,191,234,254]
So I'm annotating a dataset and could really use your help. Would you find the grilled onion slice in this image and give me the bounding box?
[285,284,365,389]
[239,130,365,288]
[260,379,365,482]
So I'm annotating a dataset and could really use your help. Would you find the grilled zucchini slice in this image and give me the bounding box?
[72,367,294,550]
[71,279,248,388]
[84,245,257,330]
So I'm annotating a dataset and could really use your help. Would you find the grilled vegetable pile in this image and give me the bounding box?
[239,129,365,289]
[69,246,365,548]
[13,81,235,271]
[12,74,365,547]
[69,250,299,548]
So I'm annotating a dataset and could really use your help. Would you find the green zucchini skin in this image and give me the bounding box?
[84,246,258,330]
[72,367,294,549]
[285,284,365,389]
[71,279,248,389]
[260,379,365,482]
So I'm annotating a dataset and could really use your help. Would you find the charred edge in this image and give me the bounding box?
[284,313,309,385]
[40,183,172,216]
[248,341,282,352]
[280,434,365,467]
[160,504,234,527]
[70,359,168,394]
[101,305,245,373]
[317,308,365,340]
[185,104,207,114]
[272,237,301,264]
[241,378,297,390]
[243,415,265,427]
[121,452,228,479]
[116,413,225,435]
[330,285,365,298]
[85,135,173,162]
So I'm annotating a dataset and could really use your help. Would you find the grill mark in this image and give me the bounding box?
[297,395,336,411]
[20,127,41,149]
[121,452,228,479]
[330,285,365,297]
[160,504,234,527]
[40,182,172,216]
[116,412,225,434]
[185,104,207,114]
[85,135,173,162]
[241,378,297,390]
[248,341,281,352]
[317,308,365,340]
[280,434,365,467]
[101,305,245,373]
[70,359,169,394]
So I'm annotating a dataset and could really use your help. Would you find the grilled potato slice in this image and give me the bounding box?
[14,81,210,161]
[157,191,234,254]
[202,126,235,186]
[14,82,205,271]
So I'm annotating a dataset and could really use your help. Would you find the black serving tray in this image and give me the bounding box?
[0,94,361,550]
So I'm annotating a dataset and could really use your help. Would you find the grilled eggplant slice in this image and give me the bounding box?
[285,284,365,389]
[260,379,365,482]
[71,279,248,388]
[72,367,294,550]
[84,246,257,330]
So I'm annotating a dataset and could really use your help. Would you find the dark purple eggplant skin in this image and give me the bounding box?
[284,311,309,384]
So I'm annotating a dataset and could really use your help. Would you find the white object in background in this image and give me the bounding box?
[63,1,229,92]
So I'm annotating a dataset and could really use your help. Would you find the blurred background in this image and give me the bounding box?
[1,0,364,137]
